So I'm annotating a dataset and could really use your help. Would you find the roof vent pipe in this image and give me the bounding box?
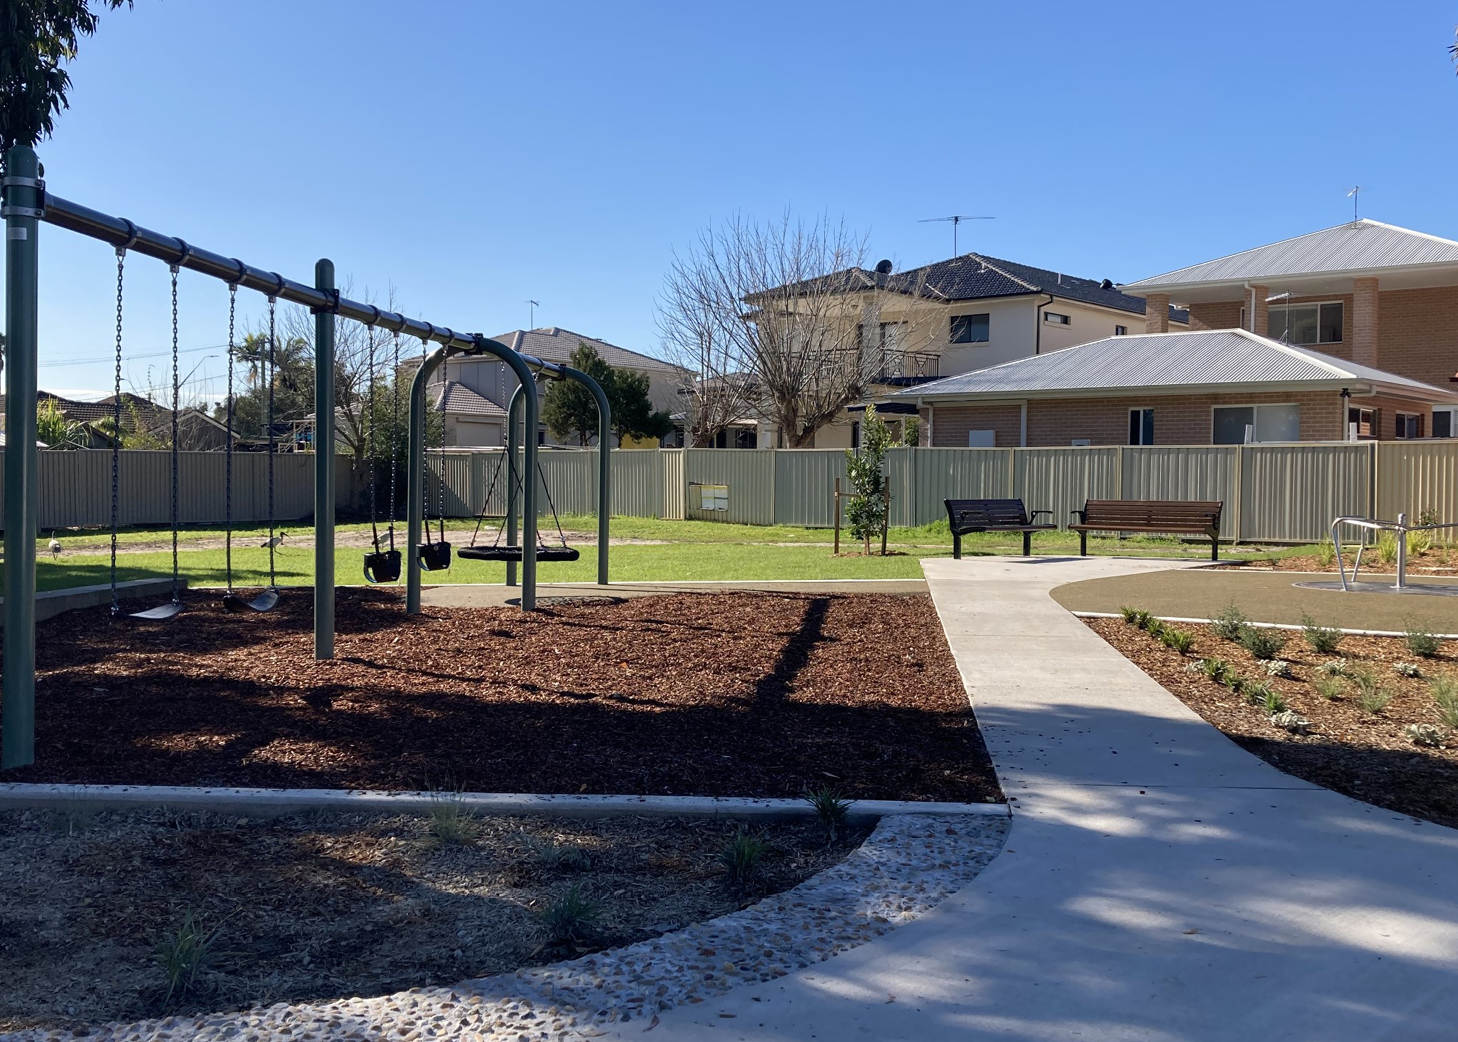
[874,259,893,275]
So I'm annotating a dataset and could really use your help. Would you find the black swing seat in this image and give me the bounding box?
[458,544,580,563]
[419,541,453,571]
[124,599,185,621]
[363,549,402,584]
[222,589,280,614]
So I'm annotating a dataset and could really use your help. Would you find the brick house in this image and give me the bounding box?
[1121,219,1458,439]
[892,329,1458,447]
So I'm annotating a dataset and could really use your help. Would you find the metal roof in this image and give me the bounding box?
[891,329,1458,403]
[1125,220,1458,290]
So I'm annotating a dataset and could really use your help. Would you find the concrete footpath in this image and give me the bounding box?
[605,556,1458,1042]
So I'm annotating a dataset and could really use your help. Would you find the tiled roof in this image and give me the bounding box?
[892,329,1458,403]
[490,328,684,375]
[1125,220,1458,290]
[769,255,1188,322]
[436,381,507,418]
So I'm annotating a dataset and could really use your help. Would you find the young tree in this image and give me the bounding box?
[1,0,132,149]
[608,367,674,446]
[658,213,930,448]
[844,404,892,555]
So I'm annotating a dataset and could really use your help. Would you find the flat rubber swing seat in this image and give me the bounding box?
[126,600,185,621]
[458,545,580,563]
[221,590,280,613]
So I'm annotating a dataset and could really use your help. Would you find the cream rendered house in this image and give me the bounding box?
[760,253,1189,449]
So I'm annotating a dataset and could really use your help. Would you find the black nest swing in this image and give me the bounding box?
[457,445,579,563]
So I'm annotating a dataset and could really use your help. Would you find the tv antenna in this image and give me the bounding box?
[527,299,541,327]
[1346,186,1370,221]
[918,215,994,255]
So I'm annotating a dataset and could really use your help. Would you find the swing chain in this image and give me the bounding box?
[168,264,181,603]
[366,324,379,551]
[266,296,278,589]
[387,330,400,549]
[109,249,125,615]
[225,283,236,590]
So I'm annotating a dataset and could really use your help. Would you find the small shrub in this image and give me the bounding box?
[718,828,769,886]
[1355,680,1393,716]
[1300,613,1344,654]
[1241,679,1272,706]
[1392,661,1422,679]
[155,911,229,1006]
[1239,627,1287,661]
[1119,605,1141,624]
[1317,659,1349,678]
[1212,604,1248,642]
[1133,609,1156,631]
[1145,618,1167,639]
[1161,628,1195,655]
[1376,531,1399,566]
[1404,723,1447,748]
[1271,710,1311,734]
[1201,657,1232,684]
[1263,659,1291,679]
[1431,676,1458,729]
[526,836,591,871]
[1408,528,1433,557]
[1312,676,1346,701]
[803,783,853,844]
[1315,541,1336,568]
[537,884,599,944]
[428,798,478,846]
[1404,624,1441,659]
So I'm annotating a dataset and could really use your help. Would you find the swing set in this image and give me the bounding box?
[0,144,612,770]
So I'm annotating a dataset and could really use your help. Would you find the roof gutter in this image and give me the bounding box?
[1034,293,1055,354]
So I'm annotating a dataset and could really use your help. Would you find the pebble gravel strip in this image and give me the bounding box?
[6,812,1009,1042]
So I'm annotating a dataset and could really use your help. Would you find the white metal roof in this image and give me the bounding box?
[892,329,1458,403]
[1125,220,1458,292]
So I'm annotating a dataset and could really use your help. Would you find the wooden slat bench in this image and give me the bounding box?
[1069,499,1223,560]
[944,498,1055,558]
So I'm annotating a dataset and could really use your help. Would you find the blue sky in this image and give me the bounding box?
[11,0,1458,401]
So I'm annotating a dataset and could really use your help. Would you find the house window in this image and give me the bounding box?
[1213,404,1300,444]
[1128,408,1154,445]
[1114,325,1128,336]
[1348,407,1375,439]
[1395,412,1424,439]
[1433,409,1456,439]
[1044,312,1070,326]
[950,313,990,344]
[967,430,996,447]
[1268,302,1343,345]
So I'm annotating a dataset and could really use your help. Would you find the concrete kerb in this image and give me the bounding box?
[1073,609,1458,640]
[2,577,187,623]
[0,782,1010,821]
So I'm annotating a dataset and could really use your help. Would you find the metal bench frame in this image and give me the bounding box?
[1070,499,1223,561]
[945,498,1055,558]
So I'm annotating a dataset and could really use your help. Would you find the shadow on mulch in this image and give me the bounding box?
[5,589,1000,804]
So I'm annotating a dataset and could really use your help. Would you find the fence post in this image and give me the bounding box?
[1,144,41,769]
[1232,445,1244,545]
[313,258,336,661]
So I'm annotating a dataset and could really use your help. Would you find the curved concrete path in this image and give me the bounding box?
[604,556,1458,1042]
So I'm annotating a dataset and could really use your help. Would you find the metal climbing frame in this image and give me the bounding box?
[0,143,608,768]
[1329,512,1458,592]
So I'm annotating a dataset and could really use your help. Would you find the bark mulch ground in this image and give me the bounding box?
[1088,616,1458,827]
[8,590,998,804]
[0,807,866,1031]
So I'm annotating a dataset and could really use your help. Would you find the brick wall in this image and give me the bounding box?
[931,391,1348,446]
[1187,301,1243,331]
[930,403,1024,447]
[1145,293,1170,334]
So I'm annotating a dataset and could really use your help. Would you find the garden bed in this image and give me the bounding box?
[8,590,998,804]
[0,807,866,1031]
[1088,613,1458,827]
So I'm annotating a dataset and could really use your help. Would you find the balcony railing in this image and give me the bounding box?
[874,350,940,385]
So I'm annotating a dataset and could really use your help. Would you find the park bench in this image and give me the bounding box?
[944,498,1055,558]
[1070,500,1223,561]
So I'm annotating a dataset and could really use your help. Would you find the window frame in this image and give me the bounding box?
[1114,324,1128,336]
[1043,312,1070,326]
[1128,408,1154,446]
[1267,300,1344,345]
[1347,406,1375,440]
[949,312,991,344]
[1211,402,1301,445]
[1395,411,1424,440]
[1432,407,1456,439]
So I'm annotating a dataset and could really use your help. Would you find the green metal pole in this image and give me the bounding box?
[313,259,336,659]
[560,365,611,585]
[405,347,439,614]
[2,146,41,769]
[505,383,524,588]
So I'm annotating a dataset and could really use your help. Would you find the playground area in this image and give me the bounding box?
[7,589,998,803]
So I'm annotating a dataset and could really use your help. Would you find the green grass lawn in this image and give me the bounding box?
[25,514,1290,592]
